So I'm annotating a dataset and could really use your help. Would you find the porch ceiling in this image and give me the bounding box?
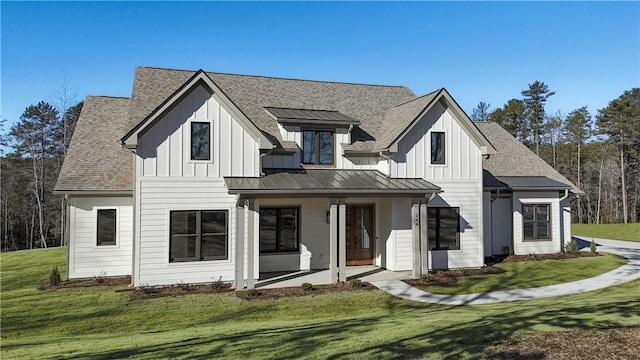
[225,169,441,197]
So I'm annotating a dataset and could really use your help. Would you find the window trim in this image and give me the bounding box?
[189,121,212,162]
[169,209,229,263]
[522,203,552,241]
[301,129,334,166]
[428,207,460,251]
[430,131,446,165]
[96,208,118,247]
[259,206,301,254]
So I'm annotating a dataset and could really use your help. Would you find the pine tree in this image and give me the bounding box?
[521,81,555,155]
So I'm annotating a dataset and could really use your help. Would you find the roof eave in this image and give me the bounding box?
[121,70,273,149]
[52,190,133,196]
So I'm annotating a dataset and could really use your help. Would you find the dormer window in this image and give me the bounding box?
[302,130,333,165]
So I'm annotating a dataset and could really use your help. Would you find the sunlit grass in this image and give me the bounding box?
[2,248,639,359]
[573,223,640,242]
[419,254,627,295]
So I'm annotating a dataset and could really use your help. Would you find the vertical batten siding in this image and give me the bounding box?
[68,196,133,279]
[136,178,238,286]
[137,84,260,179]
[390,103,485,269]
[512,191,562,255]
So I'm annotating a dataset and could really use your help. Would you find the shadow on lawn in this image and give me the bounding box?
[50,297,638,360]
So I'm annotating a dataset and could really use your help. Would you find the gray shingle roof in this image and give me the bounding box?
[55,96,133,193]
[128,67,418,150]
[474,121,582,194]
[225,169,441,196]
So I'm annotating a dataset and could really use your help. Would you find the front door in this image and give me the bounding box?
[346,205,374,265]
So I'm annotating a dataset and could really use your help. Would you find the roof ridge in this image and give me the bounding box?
[87,95,130,100]
[136,66,409,89]
[391,88,442,108]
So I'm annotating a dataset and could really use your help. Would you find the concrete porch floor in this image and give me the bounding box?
[255,266,412,289]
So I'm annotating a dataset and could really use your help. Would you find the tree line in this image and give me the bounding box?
[1,99,82,251]
[472,83,639,224]
[1,82,637,251]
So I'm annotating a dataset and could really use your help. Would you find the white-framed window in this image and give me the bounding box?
[190,121,211,161]
[96,209,117,246]
[523,204,551,241]
[169,210,228,262]
[430,131,446,165]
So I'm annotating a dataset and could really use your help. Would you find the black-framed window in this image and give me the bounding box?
[169,210,228,262]
[302,130,333,165]
[431,131,445,165]
[428,207,460,250]
[191,122,211,161]
[259,207,300,253]
[523,204,551,240]
[97,209,117,246]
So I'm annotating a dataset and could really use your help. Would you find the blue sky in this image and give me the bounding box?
[2,1,639,135]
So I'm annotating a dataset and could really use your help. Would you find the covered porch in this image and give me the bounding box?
[256,265,412,289]
[226,169,441,290]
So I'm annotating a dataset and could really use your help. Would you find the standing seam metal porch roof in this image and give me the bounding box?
[225,169,441,196]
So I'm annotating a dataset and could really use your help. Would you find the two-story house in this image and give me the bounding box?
[54,67,580,289]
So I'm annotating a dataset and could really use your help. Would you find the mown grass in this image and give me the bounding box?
[2,248,639,359]
[420,254,627,295]
[573,223,640,242]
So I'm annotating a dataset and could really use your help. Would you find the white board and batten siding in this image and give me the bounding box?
[134,85,262,286]
[68,196,133,279]
[390,103,485,269]
[512,191,562,255]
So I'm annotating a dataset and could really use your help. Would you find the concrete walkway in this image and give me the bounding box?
[371,237,640,305]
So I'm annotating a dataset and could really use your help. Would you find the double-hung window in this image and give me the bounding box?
[259,207,300,253]
[431,131,445,165]
[97,209,117,246]
[191,122,211,161]
[523,204,551,240]
[302,130,333,165]
[169,210,228,262]
[428,207,460,250]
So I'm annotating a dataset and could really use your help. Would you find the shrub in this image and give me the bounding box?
[49,266,61,286]
[211,276,225,289]
[246,288,259,297]
[565,240,579,255]
[420,273,434,282]
[501,246,514,255]
[349,279,363,288]
[300,282,313,291]
[590,239,598,254]
[93,270,107,283]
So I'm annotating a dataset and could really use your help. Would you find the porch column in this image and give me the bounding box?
[338,199,347,282]
[420,200,429,274]
[246,199,256,289]
[235,199,245,290]
[411,199,421,278]
[329,199,339,282]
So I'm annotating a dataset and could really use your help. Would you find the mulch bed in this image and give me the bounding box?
[487,327,640,360]
[487,252,599,265]
[404,252,602,287]
[236,281,375,300]
[130,282,234,300]
[404,267,506,287]
[38,276,132,290]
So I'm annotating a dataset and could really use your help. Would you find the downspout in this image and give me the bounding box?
[64,194,70,279]
[378,151,392,176]
[123,145,137,287]
[489,189,500,256]
[559,188,570,253]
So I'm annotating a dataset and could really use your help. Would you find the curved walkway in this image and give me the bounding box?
[370,237,640,305]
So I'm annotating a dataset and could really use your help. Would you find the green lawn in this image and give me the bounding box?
[573,223,640,242]
[2,248,639,359]
[420,254,626,295]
